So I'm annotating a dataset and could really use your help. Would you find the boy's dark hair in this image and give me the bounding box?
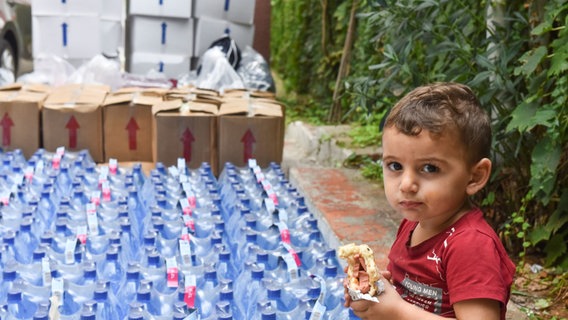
[384,82,491,164]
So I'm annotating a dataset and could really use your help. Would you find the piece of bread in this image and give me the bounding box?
[338,243,380,296]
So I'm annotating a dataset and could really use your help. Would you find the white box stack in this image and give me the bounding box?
[31,0,124,68]
[193,0,256,60]
[127,0,194,79]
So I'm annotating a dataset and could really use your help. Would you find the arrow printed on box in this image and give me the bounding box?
[181,128,195,163]
[126,117,139,150]
[65,115,79,149]
[161,22,167,45]
[1,112,13,146]
[61,22,68,46]
[241,129,256,163]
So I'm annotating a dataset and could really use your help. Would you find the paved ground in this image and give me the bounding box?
[281,120,528,320]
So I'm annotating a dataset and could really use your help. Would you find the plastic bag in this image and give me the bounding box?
[17,54,76,86]
[68,54,123,90]
[237,46,275,92]
[195,46,244,91]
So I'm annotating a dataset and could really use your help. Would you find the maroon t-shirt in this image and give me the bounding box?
[387,208,516,319]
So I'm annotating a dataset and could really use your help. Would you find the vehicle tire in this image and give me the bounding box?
[0,39,17,80]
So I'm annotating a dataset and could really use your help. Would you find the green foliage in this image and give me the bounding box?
[272,0,568,269]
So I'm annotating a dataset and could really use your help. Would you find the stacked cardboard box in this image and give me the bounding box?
[217,92,284,173]
[152,93,220,174]
[0,84,50,159]
[31,0,124,68]
[42,84,110,163]
[193,0,256,61]
[127,0,194,78]
[2,83,284,176]
[102,87,167,162]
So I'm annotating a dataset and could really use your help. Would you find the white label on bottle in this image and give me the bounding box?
[310,301,326,320]
[179,174,188,184]
[56,146,65,156]
[0,191,9,206]
[51,277,64,297]
[248,159,257,168]
[24,166,34,182]
[166,257,179,288]
[64,238,76,264]
[90,191,101,206]
[184,273,197,308]
[36,160,44,173]
[86,203,99,236]
[264,197,275,214]
[177,158,186,171]
[282,251,299,281]
[179,238,192,266]
[42,257,52,285]
[278,208,289,224]
[181,215,195,231]
[169,166,179,178]
[109,158,118,174]
[77,225,87,244]
[101,181,111,202]
[180,198,191,215]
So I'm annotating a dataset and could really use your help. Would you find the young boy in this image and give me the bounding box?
[344,82,516,319]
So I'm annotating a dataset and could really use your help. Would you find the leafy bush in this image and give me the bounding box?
[271,0,568,269]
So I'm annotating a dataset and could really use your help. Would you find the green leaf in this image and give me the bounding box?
[534,298,551,310]
[544,233,568,266]
[531,21,552,36]
[530,137,561,203]
[529,226,551,245]
[514,46,547,76]
[505,102,537,133]
[548,42,568,76]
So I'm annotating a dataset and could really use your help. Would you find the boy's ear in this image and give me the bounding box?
[466,158,492,196]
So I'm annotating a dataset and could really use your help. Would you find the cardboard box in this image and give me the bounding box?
[129,52,191,78]
[42,85,109,162]
[0,86,48,159]
[217,99,283,172]
[194,17,254,58]
[152,98,219,174]
[103,89,165,162]
[129,16,194,55]
[129,0,192,19]
[193,0,256,25]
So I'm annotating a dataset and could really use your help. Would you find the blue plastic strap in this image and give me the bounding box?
[224,0,230,11]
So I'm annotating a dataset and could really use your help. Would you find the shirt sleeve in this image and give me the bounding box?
[443,229,512,307]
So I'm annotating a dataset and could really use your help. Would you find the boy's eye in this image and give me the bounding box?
[422,164,439,173]
[387,162,403,171]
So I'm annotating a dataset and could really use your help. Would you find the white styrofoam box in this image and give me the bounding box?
[129,0,192,19]
[193,0,256,25]
[128,52,191,78]
[130,16,194,56]
[32,15,101,59]
[194,17,254,58]
[101,19,123,55]
[31,0,123,20]
[33,15,123,59]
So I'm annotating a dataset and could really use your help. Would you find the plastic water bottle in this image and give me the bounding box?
[216,247,238,282]
[116,263,141,315]
[120,217,141,262]
[14,216,39,264]
[67,261,98,306]
[196,265,220,319]
[235,263,265,319]
[93,282,121,320]
[265,283,300,320]
[97,245,124,294]
[6,286,37,319]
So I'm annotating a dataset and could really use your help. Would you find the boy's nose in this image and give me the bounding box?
[399,171,418,193]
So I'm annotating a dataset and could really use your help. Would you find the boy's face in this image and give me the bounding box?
[381,126,476,228]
